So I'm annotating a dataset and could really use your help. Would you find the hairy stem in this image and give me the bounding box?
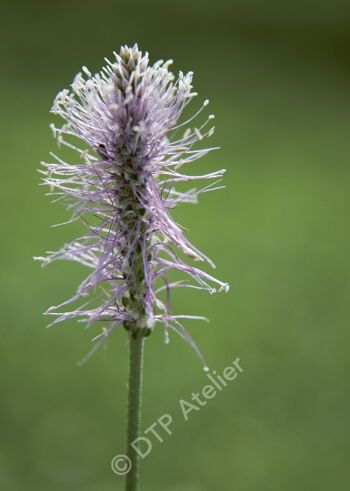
[125,331,144,491]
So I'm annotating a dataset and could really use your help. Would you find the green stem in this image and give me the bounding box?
[125,331,144,491]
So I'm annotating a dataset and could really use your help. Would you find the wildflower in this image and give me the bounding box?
[36,44,228,363]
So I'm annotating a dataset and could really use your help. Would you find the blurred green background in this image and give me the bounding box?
[1,0,350,490]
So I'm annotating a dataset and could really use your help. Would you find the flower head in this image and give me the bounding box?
[36,44,228,365]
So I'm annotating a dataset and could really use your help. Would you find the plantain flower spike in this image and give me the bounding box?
[36,44,229,365]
